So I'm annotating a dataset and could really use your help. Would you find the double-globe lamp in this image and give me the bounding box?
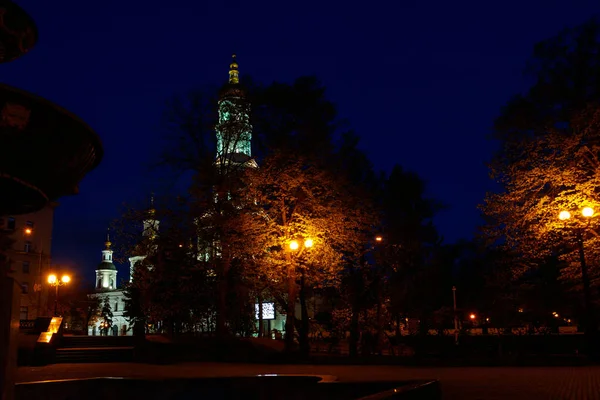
[289,238,313,250]
[559,207,594,221]
[48,273,70,316]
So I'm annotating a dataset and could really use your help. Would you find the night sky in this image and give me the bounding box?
[5,0,600,285]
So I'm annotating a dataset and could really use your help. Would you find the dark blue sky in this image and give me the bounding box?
[6,0,600,284]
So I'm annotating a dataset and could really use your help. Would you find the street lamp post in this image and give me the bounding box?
[559,207,597,357]
[286,238,313,353]
[47,273,70,316]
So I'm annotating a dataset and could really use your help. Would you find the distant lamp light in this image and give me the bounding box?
[469,313,476,320]
[24,228,32,235]
[178,244,183,248]
[518,308,524,313]
[582,207,594,218]
[61,275,70,284]
[304,239,313,248]
[559,211,571,220]
[48,274,57,284]
[375,236,383,242]
[289,241,299,251]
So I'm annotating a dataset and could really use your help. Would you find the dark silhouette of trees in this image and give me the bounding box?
[482,18,600,355]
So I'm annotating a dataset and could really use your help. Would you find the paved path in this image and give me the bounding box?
[16,363,600,399]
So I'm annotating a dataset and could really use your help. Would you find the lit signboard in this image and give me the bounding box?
[255,302,275,320]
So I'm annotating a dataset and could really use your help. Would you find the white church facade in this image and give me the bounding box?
[87,210,157,336]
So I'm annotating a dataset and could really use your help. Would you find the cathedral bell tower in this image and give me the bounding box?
[142,194,159,240]
[215,54,257,169]
[95,231,117,291]
[129,194,160,282]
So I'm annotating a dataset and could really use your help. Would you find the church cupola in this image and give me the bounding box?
[229,54,239,84]
[95,230,117,291]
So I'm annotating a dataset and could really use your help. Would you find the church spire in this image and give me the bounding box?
[229,54,239,84]
[148,192,155,217]
[104,228,111,250]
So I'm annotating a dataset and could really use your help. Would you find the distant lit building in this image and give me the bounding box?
[88,234,129,336]
[88,203,158,336]
[2,203,55,320]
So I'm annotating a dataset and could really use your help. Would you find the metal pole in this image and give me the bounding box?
[54,284,58,316]
[577,229,596,357]
[452,286,459,345]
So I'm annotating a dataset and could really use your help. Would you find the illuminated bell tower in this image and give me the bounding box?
[215,54,256,168]
[142,194,159,240]
[129,194,159,281]
[95,231,117,291]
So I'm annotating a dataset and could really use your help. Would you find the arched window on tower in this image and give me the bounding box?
[97,278,101,289]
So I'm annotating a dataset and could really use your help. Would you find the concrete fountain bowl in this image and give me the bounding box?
[0,84,103,215]
[0,0,37,63]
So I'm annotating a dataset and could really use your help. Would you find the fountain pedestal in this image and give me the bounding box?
[0,277,21,400]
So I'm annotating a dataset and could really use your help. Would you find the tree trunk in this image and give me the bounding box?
[299,268,310,356]
[216,256,231,337]
[375,276,383,356]
[349,271,360,358]
[258,292,264,338]
[285,258,297,352]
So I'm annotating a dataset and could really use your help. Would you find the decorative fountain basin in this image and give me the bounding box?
[0,83,103,214]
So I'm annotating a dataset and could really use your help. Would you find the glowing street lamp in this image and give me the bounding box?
[469,313,476,320]
[48,273,70,316]
[558,205,597,352]
[286,237,314,351]
[559,210,571,221]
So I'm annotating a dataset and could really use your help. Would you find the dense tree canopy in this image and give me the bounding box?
[482,19,600,283]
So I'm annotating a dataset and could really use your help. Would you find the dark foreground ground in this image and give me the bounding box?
[16,362,600,399]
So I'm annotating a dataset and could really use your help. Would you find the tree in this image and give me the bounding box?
[482,19,600,355]
[100,297,113,336]
[380,165,443,333]
[240,152,373,352]
[483,18,600,268]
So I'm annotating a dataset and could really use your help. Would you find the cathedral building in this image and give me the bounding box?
[89,55,288,337]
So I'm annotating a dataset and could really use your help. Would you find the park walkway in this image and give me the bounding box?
[16,362,600,399]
